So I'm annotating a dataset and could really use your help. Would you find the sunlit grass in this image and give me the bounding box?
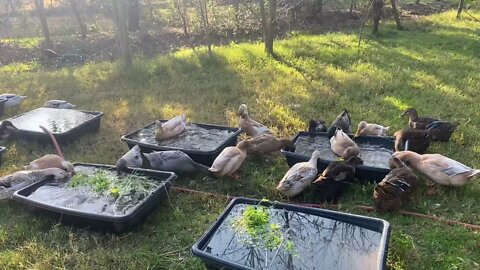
[0,10,479,270]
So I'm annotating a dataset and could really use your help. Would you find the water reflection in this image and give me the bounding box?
[8,108,96,133]
[295,136,393,169]
[129,123,235,151]
[205,204,382,270]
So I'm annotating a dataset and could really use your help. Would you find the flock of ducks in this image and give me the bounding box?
[1,98,479,214]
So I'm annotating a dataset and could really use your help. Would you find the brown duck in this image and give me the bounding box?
[393,128,431,154]
[373,157,418,212]
[311,156,363,202]
[331,109,352,134]
[242,134,295,156]
[426,121,459,142]
[401,108,440,130]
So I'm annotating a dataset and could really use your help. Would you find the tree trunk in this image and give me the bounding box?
[195,0,212,53]
[390,0,402,30]
[456,0,464,19]
[265,0,276,55]
[128,0,140,31]
[33,0,52,47]
[415,0,419,4]
[173,0,189,37]
[309,0,323,19]
[112,0,132,68]
[69,0,87,39]
[372,0,383,34]
[350,0,355,14]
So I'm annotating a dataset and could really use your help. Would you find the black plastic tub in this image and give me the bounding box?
[192,197,391,270]
[12,163,176,233]
[0,146,6,166]
[6,108,103,144]
[281,132,395,182]
[121,121,242,166]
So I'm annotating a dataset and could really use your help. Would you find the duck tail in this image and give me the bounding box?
[39,125,64,160]
[469,170,480,179]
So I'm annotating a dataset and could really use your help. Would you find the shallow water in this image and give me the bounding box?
[8,108,96,133]
[26,166,160,216]
[129,123,235,151]
[204,204,383,270]
[294,136,393,169]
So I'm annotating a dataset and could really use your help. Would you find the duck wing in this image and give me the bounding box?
[284,163,317,184]
[162,115,186,129]
[426,121,458,132]
[209,148,240,172]
[321,161,354,182]
[423,155,473,177]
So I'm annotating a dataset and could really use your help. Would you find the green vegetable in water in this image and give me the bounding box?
[232,204,296,254]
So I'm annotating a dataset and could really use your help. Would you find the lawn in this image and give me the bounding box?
[0,10,479,270]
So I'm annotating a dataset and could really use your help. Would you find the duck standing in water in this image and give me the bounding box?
[307,119,328,133]
[311,156,363,202]
[115,145,143,174]
[0,94,27,108]
[373,157,418,212]
[0,168,68,200]
[209,140,249,179]
[43,100,77,109]
[238,104,270,137]
[401,108,440,130]
[0,121,17,140]
[393,151,480,187]
[331,109,352,134]
[241,133,295,156]
[328,127,360,159]
[155,115,187,141]
[276,150,321,198]
[354,121,389,137]
[144,150,211,175]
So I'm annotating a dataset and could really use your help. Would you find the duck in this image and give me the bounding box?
[307,119,328,133]
[311,156,363,202]
[426,121,459,142]
[242,134,295,156]
[155,114,186,141]
[392,151,480,187]
[0,121,17,140]
[331,109,352,134]
[0,94,27,108]
[238,104,270,137]
[393,128,431,154]
[328,127,359,159]
[209,140,249,179]
[43,100,76,109]
[0,168,68,200]
[24,154,75,175]
[144,150,211,175]
[373,157,418,212]
[354,121,389,137]
[401,108,440,130]
[115,145,143,174]
[276,150,321,197]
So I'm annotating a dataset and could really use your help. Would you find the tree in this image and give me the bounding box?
[112,0,132,68]
[456,0,464,19]
[69,0,87,39]
[173,0,189,37]
[195,0,212,53]
[390,0,402,30]
[33,0,52,47]
[128,0,140,31]
[372,0,384,34]
[259,0,277,55]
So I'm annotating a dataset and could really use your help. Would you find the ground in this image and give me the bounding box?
[0,7,480,270]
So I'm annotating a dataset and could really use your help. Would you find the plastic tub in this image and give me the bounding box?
[12,163,176,233]
[281,132,395,182]
[192,197,391,270]
[121,121,242,166]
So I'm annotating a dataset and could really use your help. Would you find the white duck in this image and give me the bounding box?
[354,121,389,137]
[276,150,321,197]
[209,140,249,179]
[43,100,76,109]
[393,151,480,187]
[328,127,360,159]
[155,114,187,140]
[238,104,270,137]
[0,94,27,108]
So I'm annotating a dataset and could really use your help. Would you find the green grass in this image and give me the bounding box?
[0,10,480,269]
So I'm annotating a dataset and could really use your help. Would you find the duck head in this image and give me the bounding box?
[61,161,76,176]
[309,150,322,164]
[236,140,251,152]
[388,157,406,169]
[280,138,296,152]
[308,119,327,133]
[354,121,368,138]
[346,156,363,166]
[401,108,419,121]
[238,104,249,118]
[392,151,421,168]
[343,147,360,159]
